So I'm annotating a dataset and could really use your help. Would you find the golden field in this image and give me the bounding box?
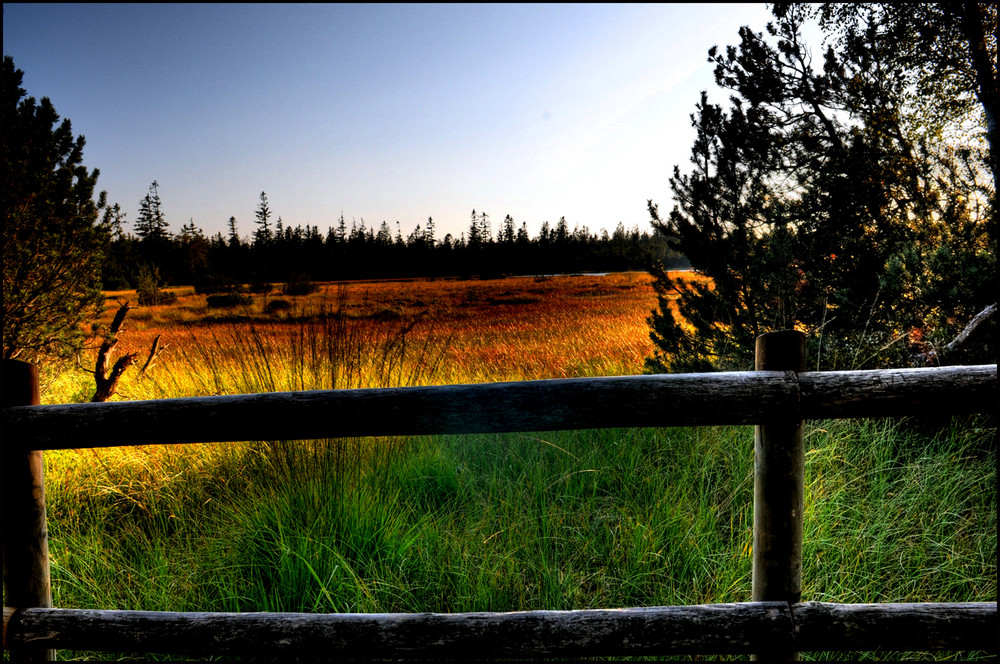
[53,270,703,404]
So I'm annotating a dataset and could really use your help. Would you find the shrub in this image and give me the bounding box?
[265,299,292,314]
[282,274,319,296]
[136,265,177,306]
[206,293,253,309]
[369,308,404,321]
[102,275,132,291]
[250,280,274,295]
[195,277,244,295]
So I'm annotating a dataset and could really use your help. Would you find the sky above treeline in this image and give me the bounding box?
[4,3,776,241]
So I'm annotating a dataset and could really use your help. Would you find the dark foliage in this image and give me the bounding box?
[135,265,177,307]
[265,299,292,315]
[101,205,687,290]
[249,280,274,295]
[2,56,109,362]
[646,3,996,373]
[281,274,319,297]
[206,293,254,309]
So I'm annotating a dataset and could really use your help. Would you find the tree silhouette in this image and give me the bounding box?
[253,191,273,244]
[2,56,109,362]
[646,3,995,372]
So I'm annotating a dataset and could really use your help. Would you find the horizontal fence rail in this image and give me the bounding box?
[3,364,996,450]
[3,343,997,661]
[3,602,995,659]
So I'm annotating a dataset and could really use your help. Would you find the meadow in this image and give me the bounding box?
[23,272,998,660]
[50,271,667,401]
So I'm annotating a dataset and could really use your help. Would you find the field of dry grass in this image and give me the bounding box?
[60,271,705,404]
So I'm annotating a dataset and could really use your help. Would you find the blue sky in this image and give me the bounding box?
[3,3,775,241]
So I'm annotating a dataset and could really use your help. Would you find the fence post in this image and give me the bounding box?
[2,359,55,661]
[751,330,805,662]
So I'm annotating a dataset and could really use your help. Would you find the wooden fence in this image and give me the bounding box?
[2,331,997,661]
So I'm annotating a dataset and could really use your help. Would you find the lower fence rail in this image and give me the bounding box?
[3,602,996,658]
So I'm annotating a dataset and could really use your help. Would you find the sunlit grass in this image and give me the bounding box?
[25,271,997,661]
[69,272,666,401]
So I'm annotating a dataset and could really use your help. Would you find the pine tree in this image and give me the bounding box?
[134,181,169,241]
[227,216,240,247]
[376,220,392,246]
[254,191,272,244]
[3,56,109,362]
[478,210,492,244]
[645,3,996,372]
[467,209,482,247]
[102,202,126,241]
[500,214,516,244]
[516,222,530,247]
[426,216,436,246]
[336,213,347,243]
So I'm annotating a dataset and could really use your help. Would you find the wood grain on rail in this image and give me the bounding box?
[2,365,994,451]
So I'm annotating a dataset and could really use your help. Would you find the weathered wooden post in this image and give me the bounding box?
[2,359,55,661]
[752,330,805,661]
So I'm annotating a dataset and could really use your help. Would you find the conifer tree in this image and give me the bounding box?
[134,181,169,241]
[516,222,530,247]
[253,191,272,244]
[426,216,436,245]
[500,214,516,244]
[646,3,995,372]
[3,56,109,362]
[478,210,491,244]
[336,213,347,243]
[227,216,240,247]
[467,209,482,247]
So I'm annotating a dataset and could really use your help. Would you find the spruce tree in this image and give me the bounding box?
[227,216,240,247]
[336,213,348,243]
[253,191,272,244]
[467,209,482,247]
[134,180,169,241]
[425,216,436,245]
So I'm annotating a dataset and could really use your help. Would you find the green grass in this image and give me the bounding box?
[13,292,997,660]
[35,416,996,661]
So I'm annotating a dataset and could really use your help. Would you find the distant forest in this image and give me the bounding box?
[102,191,688,291]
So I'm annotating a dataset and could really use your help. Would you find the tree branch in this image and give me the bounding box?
[138,334,167,376]
[943,302,997,353]
[91,301,138,402]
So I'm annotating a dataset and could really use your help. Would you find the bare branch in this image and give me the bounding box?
[139,334,167,376]
[943,302,997,353]
[108,300,131,335]
[91,301,137,402]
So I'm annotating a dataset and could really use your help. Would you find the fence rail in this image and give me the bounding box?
[2,332,997,661]
[4,364,995,450]
[4,602,995,658]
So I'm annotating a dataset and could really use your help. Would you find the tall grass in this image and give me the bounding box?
[21,275,999,660]
[42,418,995,660]
[137,284,452,398]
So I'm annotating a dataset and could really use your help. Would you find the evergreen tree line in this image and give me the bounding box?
[101,187,689,291]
